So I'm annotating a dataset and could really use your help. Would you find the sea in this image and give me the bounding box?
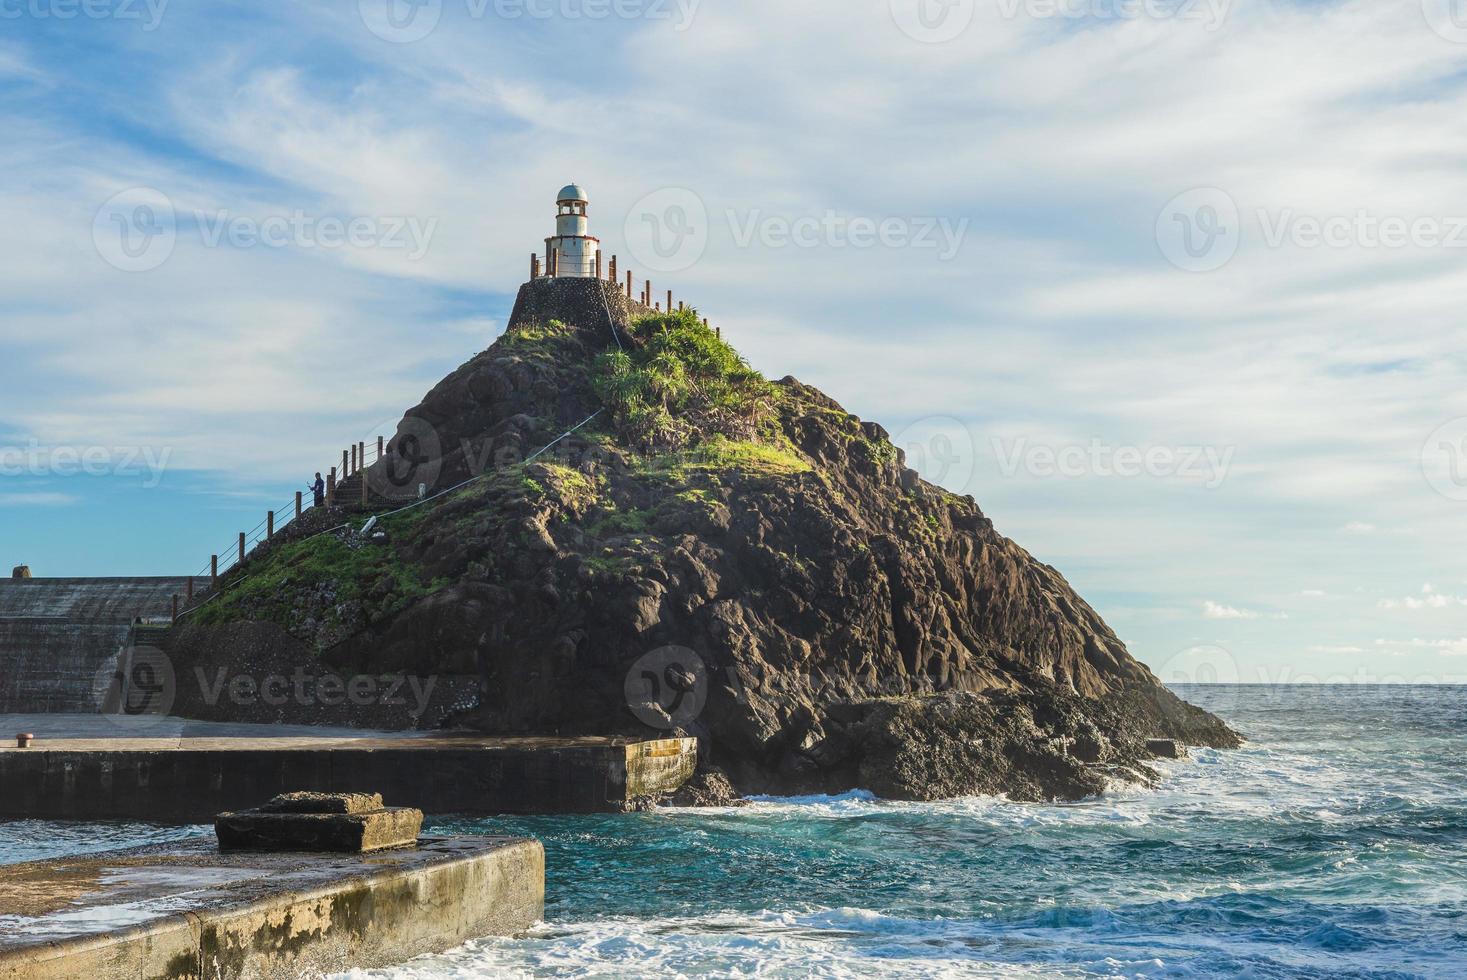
[4,685,1464,978]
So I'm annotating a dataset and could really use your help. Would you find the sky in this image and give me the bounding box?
[1,0,1465,685]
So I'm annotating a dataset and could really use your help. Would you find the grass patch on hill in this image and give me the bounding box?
[191,512,445,635]
[592,309,779,452]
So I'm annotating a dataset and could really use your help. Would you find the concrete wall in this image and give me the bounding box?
[0,578,193,714]
[0,736,698,821]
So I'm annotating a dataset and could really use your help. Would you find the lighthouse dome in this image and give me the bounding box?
[556,183,588,204]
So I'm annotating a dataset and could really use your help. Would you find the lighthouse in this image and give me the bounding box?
[541,183,600,278]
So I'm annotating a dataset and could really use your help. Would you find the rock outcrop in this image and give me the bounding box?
[173,282,1239,801]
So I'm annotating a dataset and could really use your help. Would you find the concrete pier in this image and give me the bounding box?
[0,732,697,821]
[0,835,543,979]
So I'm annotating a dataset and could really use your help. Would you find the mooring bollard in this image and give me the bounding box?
[15,734,33,749]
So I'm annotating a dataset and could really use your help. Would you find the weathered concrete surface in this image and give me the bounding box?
[0,577,194,713]
[0,836,544,979]
[216,793,424,853]
[0,734,697,821]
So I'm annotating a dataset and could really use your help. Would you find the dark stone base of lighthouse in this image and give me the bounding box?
[506,276,656,339]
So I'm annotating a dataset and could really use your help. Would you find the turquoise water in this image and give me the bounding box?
[362,686,1467,978]
[3,686,1464,977]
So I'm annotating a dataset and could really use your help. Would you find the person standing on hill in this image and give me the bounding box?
[311,472,325,508]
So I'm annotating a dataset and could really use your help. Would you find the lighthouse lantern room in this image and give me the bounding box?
[542,183,600,278]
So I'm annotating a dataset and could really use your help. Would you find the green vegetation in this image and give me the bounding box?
[193,515,445,643]
[593,309,778,451]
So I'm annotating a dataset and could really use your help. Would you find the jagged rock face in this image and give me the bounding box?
[176,303,1238,800]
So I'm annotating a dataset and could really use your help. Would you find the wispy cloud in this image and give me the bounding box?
[0,492,77,507]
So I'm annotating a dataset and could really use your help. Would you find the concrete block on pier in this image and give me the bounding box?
[215,791,424,853]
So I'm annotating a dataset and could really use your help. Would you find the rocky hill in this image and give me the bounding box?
[172,280,1238,802]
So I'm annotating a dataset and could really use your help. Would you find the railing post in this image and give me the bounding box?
[609,255,617,283]
[531,253,539,279]
[361,467,369,506]
[342,450,349,477]
[626,270,632,297]
[667,289,672,312]
[358,441,365,474]
[377,435,385,461]
[172,594,178,623]
[238,532,245,565]
[267,511,275,540]
[211,555,218,588]
[327,468,336,508]
[595,252,602,278]
[351,444,357,474]
[186,577,194,600]
[295,491,303,519]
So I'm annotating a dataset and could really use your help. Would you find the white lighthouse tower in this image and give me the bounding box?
[542,183,600,278]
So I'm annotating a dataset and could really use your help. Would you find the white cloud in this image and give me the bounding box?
[1342,522,1377,534]
[1204,601,1260,621]
[1378,583,1467,610]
